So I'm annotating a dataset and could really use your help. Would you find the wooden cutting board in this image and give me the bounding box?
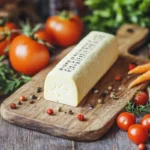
[1,24,150,141]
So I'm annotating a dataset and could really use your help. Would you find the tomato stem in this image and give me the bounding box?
[0,17,7,26]
[0,33,7,42]
[33,34,55,54]
[0,29,21,43]
[59,11,73,20]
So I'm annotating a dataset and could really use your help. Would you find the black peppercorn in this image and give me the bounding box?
[37,87,42,93]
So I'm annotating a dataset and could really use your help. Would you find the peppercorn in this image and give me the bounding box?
[30,101,35,104]
[115,75,121,81]
[77,114,84,121]
[37,87,42,93]
[94,89,99,94]
[17,101,22,105]
[108,86,112,91]
[37,97,41,100]
[20,96,26,101]
[97,99,103,104]
[129,63,136,70]
[103,90,109,95]
[88,103,93,110]
[57,106,61,112]
[68,110,73,115]
[10,103,17,109]
[92,88,99,93]
[30,95,37,99]
[47,109,54,115]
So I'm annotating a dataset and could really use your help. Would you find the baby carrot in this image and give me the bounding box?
[128,63,150,74]
[128,70,150,88]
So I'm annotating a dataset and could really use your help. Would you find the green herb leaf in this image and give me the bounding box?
[84,0,150,33]
[0,58,31,95]
[126,101,150,116]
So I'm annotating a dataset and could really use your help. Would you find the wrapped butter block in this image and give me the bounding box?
[44,31,119,106]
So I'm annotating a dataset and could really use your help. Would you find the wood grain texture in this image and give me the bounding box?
[0,24,150,142]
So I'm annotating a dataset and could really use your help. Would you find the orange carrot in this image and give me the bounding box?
[128,70,150,88]
[128,63,150,74]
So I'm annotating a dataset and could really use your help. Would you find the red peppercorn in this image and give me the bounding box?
[10,103,17,109]
[77,114,84,121]
[129,64,136,70]
[138,143,145,150]
[20,96,26,101]
[115,75,121,81]
[47,109,54,115]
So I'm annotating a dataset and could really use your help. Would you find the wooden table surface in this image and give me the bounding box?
[0,46,150,150]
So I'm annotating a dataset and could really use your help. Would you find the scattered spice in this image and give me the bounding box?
[94,89,99,94]
[127,75,130,79]
[10,103,17,109]
[92,88,99,93]
[97,99,103,104]
[30,95,37,99]
[64,112,67,114]
[37,87,42,93]
[118,87,122,91]
[30,101,35,104]
[108,86,112,91]
[47,109,54,115]
[115,75,121,81]
[20,96,26,101]
[103,90,109,95]
[112,88,117,92]
[57,106,61,112]
[77,114,84,121]
[37,97,41,100]
[129,63,136,70]
[68,110,74,115]
[17,101,22,105]
[88,103,93,109]
[110,92,119,100]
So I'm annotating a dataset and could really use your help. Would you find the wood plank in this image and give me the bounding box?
[0,24,150,141]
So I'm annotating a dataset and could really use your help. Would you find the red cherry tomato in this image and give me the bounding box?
[45,12,83,47]
[117,112,136,131]
[9,35,50,75]
[134,91,148,106]
[141,114,150,131]
[34,29,53,44]
[128,124,148,144]
[138,143,145,150]
[0,22,18,55]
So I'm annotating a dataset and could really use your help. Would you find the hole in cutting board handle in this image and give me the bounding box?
[116,24,150,54]
[127,28,135,33]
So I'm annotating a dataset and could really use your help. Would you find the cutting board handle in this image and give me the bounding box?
[116,24,149,55]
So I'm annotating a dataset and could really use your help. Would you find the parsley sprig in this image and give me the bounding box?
[126,101,150,116]
[126,86,150,116]
[0,56,31,95]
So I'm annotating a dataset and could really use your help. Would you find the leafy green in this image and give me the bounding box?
[84,0,150,33]
[0,56,31,95]
[20,20,42,37]
[126,86,150,116]
[126,101,150,116]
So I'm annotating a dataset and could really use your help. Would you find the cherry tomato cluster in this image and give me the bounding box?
[0,11,83,76]
[0,22,18,55]
[117,91,149,150]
